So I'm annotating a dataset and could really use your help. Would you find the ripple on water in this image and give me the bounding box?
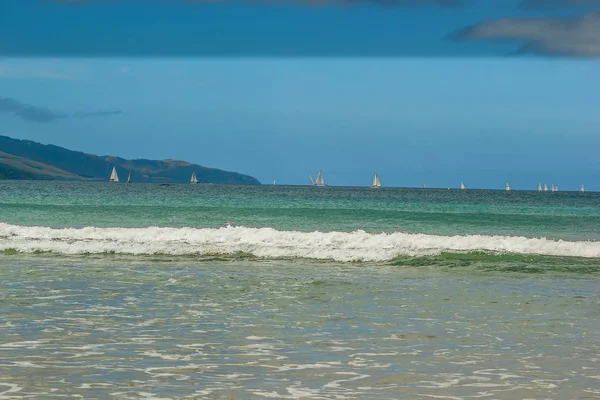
[0,259,599,399]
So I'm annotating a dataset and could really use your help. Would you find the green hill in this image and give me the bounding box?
[0,135,260,184]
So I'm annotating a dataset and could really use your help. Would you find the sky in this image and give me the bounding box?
[1,0,600,189]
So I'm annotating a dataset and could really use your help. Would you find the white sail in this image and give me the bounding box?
[190,172,198,184]
[109,166,119,182]
[371,174,381,188]
[581,184,585,192]
[505,182,511,192]
[460,181,466,190]
[309,174,315,186]
[544,184,548,192]
[538,183,542,192]
[273,179,276,186]
[315,170,326,187]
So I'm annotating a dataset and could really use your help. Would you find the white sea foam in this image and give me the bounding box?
[0,222,599,261]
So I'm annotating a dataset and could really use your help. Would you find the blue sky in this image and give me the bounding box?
[1,0,600,188]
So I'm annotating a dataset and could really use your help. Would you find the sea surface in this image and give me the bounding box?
[1,181,599,399]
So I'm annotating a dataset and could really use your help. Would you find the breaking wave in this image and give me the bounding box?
[1,223,599,262]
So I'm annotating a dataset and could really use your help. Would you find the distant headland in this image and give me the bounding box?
[0,135,260,184]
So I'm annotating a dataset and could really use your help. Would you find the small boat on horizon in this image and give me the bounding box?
[370,174,381,189]
[460,181,466,190]
[538,183,542,192]
[544,184,548,192]
[190,172,199,184]
[109,166,119,182]
[581,184,585,192]
[127,171,131,184]
[506,182,511,192]
[311,170,327,187]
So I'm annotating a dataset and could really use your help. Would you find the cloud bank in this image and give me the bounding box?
[453,12,600,57]
[0,97,122,123]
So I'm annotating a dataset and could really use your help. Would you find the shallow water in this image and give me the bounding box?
[1,259,599,399]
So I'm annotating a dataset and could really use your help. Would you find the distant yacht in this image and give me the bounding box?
[109,166,119,182]
[581,184,585,193]
[538,183,542,192]
[370,174,381,189]
[422,184,426,189]
[460,181,466,190]
[313,170,327,187]
[273,179,276,186]
[551,184,558,192]
[544,184,548,192]
[190,172,199,184]
[505,182,511,192]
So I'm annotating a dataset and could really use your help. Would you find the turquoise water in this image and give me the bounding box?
[1,181,600,237]
[2,181,600,263]
[1,182,600,398]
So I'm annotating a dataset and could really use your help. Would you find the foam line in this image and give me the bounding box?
[1,223,599,261]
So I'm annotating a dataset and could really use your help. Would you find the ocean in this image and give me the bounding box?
[1,181,599,399]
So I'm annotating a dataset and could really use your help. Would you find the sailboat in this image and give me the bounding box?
[273,179,276,186]
[190,172,199,184]
[581,184,585,193]
[370,174,381,189]
[544,184,548,192]
[505,182,511,192]
[460,181,466,190]
[127,171,131,184]
[109,166,119,182]
[551,184,557,192]
[538,183,542,192]
[314,170,327,187]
